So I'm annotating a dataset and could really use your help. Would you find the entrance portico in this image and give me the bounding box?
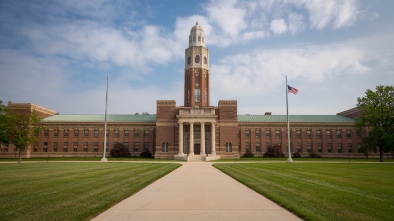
[175,108,220,161]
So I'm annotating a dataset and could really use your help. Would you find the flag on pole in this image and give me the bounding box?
[287,85,298,95]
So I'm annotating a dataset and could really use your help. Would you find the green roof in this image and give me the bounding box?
[43,114,156,122]
[238,115,355,123]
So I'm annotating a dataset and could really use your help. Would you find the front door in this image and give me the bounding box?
[194,144,200,155]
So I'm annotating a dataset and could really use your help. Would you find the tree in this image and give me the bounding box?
[356,85,394,162]
[0,101,43,163]
[263,145,285,158]
[110,143,130,157]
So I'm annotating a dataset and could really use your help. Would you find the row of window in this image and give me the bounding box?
[35,141,150,153]
[243,129,356,139]
[43,129,150,138]
[242,142,362,153]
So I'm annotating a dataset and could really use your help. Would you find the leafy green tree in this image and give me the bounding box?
[0,100,43,163]
[356,86,394,162]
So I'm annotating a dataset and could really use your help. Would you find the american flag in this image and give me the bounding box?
[288,85,298,95]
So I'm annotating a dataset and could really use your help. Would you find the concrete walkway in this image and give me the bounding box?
[91,162,302,221]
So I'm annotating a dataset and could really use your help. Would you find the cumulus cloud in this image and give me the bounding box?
[270,19,288,35]
[211,43,368,98]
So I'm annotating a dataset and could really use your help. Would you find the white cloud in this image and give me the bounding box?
[303,0,359,29]
[211,43,368,98]
[270,19,288,35]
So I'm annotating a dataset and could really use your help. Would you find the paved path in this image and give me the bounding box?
[92,162,302,221]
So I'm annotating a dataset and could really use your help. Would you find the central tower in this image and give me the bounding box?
[184,22,210,108]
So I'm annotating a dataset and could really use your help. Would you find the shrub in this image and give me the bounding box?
[308,152,321,158]
[293,152,302,158]
[263,145,285,157]
[110,143,130,157]
[242,151,254,158]
[140,150,152,158]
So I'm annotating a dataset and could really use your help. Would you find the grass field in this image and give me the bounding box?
[0,162,181,221]
[213,162,394,221]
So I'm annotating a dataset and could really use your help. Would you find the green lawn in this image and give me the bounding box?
[213,163,394,221]
[0,162,181,221]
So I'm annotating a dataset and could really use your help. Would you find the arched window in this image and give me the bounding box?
[193,36,196,42]
[162,142,168,152]
[204,56,207,64]
[226,142,232,152]
[198,36,201,42]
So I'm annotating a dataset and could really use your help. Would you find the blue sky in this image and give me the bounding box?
[1,0,393,115]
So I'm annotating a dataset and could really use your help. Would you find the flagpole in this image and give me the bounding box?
[286,76,293,162]
[101,76,109,162]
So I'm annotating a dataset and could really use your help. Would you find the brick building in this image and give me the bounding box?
[1,23,368,160]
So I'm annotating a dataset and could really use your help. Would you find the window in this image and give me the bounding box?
[198,36,201,42]
[93,142,98,152]
[306,130,311,138]
[83,142,88,152]
[327,144,332,153]
[317,144,322,153]
[194,88,200,102]
[226,142,232,152]
[144,129,149,137]
[337,130,342,138]
[74,129,79,137]
[193,36,196,42]
[265,130,271,138]
[124,142,129,150]
[327,130,331,139]
[63,142,68,152]
[73,142,78,152]
[64,129,69,137]
[348,144,352,153]
[114,129,119,138]
[162,142,168,152]
[53,142,58,152]
[245,130,250,138]
[124,129,129,137]
[84,129,89,137]
[54,129,59,137]
[255,130,260,138]
[256,143,261,152]
[134,130,139,137]
[245,143,251,152]
[44,129,49,137]
[94,129,99,137]
[106,130,109,137]
[296,143,302,152]
[296,130,301,138]
[202,37,204,43]
[266,142,271,150]
[134,142,139,152]
[307,143,312,152]
[33,143,38,152]
[143,142,149,151]
[275,130,280,138]
[317,130,321,139]
[347,130,352,138]
[204,56,207,64]
[43,142,48,152]
[337,143,342,153]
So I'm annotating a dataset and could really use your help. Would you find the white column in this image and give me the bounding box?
[178,122,183,155]
[200,122,205,155]
[211,123,216,155]
[189,122,194,155]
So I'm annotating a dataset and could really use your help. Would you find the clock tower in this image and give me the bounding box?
[184,22,210,108]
